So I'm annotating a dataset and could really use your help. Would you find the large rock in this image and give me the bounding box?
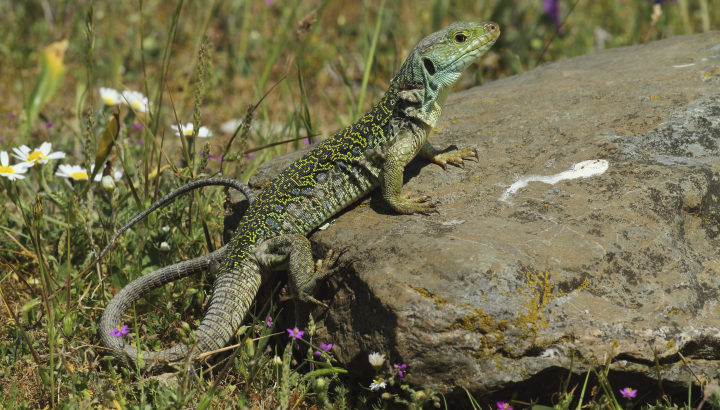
[249,33,720,403]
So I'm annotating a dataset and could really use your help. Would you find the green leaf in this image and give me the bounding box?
[21,40,68,136]
[303,367,348,379]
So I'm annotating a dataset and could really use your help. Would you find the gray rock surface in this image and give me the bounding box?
[249,32,720,402]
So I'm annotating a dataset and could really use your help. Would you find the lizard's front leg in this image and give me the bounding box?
[418,140,478,170]
[382,128,438,214]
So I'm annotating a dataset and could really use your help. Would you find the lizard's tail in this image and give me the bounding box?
[99,177,256,371]
[100,251,262,371]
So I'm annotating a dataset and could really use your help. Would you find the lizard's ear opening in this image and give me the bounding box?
[423,58,436,76]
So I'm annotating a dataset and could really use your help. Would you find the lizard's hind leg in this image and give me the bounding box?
[255,236,347,321]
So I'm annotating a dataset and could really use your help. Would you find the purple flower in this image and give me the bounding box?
[543,0,561,31]
[497,402,513,410]
[43,121,54,128]
[619,388,637,399]
[7,112,18,119]
[131,123,143,130]
[315,342,333,356]
[264,0,273,5]
[287,327,305,339]
[205,167,211,172]
[136,140,144,146]
[266,316,273,327]
[303,138,310,146]
[109,325,130,338]
[244,154,255,159]
[394,363,407,378]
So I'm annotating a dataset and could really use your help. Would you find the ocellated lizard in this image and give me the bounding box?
[100,21,500,370]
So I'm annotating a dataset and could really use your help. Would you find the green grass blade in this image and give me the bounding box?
[355,0,386,122]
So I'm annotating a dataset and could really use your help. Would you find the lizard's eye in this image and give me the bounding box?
[455,33,467,43]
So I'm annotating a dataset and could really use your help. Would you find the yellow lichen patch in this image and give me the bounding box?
[447,307,509,334]
[650,95,659,100]
[414,287,447,305]
[510,263,572,340]
[575,277,591,291]
[667,338,675,349]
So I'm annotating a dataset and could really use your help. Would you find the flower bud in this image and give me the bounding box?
[160,241,170,251]
[101,175,115,190]
[273,355,282,365]
[307,313,316,337]
[63,314,75,336]
[381,393,392,400]
[245,339,255,357]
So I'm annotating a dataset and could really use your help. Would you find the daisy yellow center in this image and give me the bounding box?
[71,172,89,180]
[103,96,115,105]
[184,129,193,135]
[28,151,49,162]
[0,166,14,174]
[133,101,142,108]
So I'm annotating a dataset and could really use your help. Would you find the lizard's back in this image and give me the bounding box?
[227,83,402,261]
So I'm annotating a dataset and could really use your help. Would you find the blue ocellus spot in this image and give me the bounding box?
[292,188,300,195]
[274,205,282,212]
[266,218,280,230]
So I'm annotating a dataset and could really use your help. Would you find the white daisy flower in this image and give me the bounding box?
[368,352,385,369]
[12,142,66,166]
[121,90,151,113]
[56,164,89,181]
[0,151,30,181]
[91,165,123,182]
[369,379,387,391]
[99,87,123,106]
[171,123,213,138]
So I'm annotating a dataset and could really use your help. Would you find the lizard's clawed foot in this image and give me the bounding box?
[429,146,478,170]
[314,246,348,277]
[391,194,440,214]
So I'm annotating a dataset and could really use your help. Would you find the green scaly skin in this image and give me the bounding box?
[100,21,500,371]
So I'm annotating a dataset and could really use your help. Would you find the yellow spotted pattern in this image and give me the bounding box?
[222,81,402,271]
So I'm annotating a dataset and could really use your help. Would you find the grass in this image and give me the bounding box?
[0,0,719,408]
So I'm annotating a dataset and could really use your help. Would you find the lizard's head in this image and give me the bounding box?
[395,21,500,126]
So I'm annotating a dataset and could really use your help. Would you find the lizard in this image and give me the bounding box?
[100,21,500,371]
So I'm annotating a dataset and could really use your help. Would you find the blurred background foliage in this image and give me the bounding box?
[1,0,717,173]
